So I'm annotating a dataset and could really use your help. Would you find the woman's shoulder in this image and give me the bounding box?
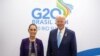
[22,38,29,42]
[36,38,42,42]
[36,38,43,44]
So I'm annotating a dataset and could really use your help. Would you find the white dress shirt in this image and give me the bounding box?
[57,27,66,43]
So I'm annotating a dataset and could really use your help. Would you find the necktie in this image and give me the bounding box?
[57,31,61,47]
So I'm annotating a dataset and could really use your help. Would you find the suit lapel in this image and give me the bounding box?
[63,28,69,39]
[55,29,59,48]
[59,28,69,48]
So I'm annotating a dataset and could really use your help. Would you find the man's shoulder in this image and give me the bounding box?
[50,28,57,32]
[66,28,75,34]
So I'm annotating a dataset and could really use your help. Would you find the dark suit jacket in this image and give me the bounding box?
[47,28,77,56]
[20,38,44,56]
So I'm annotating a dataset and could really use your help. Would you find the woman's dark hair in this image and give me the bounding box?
[28,23,37,29]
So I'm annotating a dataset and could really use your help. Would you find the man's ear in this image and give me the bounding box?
[65,20,67,24]
[65,20,68,24]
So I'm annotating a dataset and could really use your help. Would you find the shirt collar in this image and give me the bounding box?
[58,27,66,33]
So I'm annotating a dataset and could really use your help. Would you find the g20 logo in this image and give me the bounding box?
[32,8,62,19]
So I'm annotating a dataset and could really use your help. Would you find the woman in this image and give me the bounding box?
[20,23,44,56]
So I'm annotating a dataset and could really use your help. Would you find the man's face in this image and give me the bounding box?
[55,16,66,30]
[28,25,37,37]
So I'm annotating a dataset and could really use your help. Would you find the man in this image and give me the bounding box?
[46,15,77,56]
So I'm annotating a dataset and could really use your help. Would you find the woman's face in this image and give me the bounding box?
[28,25,37,37]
